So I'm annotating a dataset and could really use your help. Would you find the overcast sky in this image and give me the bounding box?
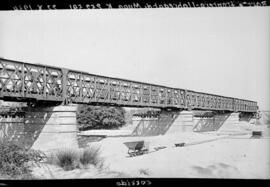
[0,7,269,110]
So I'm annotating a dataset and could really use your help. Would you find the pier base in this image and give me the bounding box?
[193,112,240,132]
[131,110,246,135]
[24,105,78,152]
[132,110,194,136]
[215,112,240,132]
[166,111,194,134]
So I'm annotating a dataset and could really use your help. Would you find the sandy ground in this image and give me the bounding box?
[79,129,132,137]
[31,163,130,179]
[30,116,270,179]
[102,137,270,178]
[31,127,270,179]
[85,128,270,179]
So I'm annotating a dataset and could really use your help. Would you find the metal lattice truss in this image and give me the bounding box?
[0,59,63,102]
[0,58,258,112]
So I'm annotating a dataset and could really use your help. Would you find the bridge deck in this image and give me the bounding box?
[0,58,258,112]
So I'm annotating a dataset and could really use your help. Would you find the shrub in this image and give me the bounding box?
[77,105,126,130]
[46,147,104,171]
[47,149,79,171]
[0,140,46,178]
[79,146,103,167]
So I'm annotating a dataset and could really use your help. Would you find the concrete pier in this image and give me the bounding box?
[132,110,194,136]
[24,104,78,151]
[193,112,240,132]
[215,112,240,132]
[131,110,250,135]
[166,111,194,134]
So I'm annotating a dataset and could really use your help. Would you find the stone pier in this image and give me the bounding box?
[193,112,241,132]
[24,104,78,151]
[214,112,240,132]
[165,111,194,134]
[132,110,194,136]
[131,110,248,135]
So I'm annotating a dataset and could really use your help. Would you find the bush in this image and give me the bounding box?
[47,149,79,171]
[46,147,104,171]
[77,105,126,130]
[0,140,46,178]
[79,146,103,167]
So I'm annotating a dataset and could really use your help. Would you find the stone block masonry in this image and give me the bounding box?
[166,111,194,134]
[0,105,78,152]
[132,110,194,136]
[131,110,253,135]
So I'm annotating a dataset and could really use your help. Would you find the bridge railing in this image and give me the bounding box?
[0,58,258,112]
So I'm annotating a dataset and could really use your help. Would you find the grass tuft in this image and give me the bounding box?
[47,149,79,171]
[79,146,103,167]
[46,147,104,171]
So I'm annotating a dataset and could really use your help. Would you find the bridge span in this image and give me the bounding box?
[0,57,260,151]
[0,58,258,112]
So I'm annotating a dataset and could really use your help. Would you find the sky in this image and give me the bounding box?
[0,7,269,110]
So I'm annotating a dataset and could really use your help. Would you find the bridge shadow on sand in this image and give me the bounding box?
[0,107,52,149]
[131,111,180,136]
[131,111,234,135]
[193,112,231,132]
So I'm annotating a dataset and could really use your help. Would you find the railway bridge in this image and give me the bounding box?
[0,58,259,150]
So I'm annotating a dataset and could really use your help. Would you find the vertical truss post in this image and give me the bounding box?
[106,78,110,101]
[157,87,160,106]
[94,76,97,101]
[140,83,143,106]
[194,93,197,108]
[164,88,167,107]
[22,63,25,97]
[184,89,188,109]
[79,72,83,100]
[61,68,69,105]
[43,66,47,99]
[149,85,152,106]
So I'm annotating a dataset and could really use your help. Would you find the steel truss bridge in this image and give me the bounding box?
[0,58,258,113]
